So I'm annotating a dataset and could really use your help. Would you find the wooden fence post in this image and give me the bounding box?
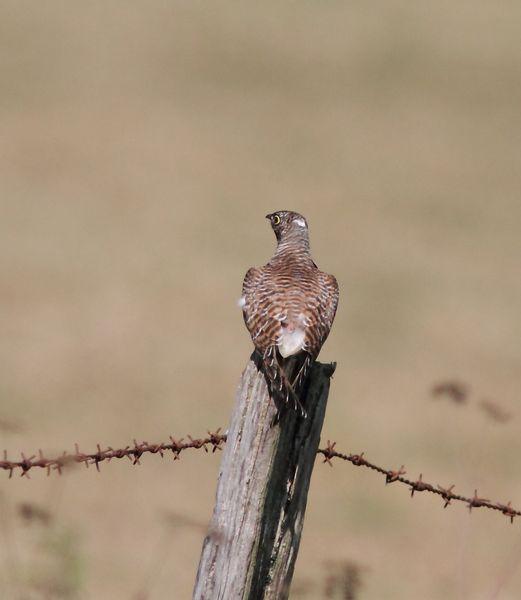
[193,355,335,600]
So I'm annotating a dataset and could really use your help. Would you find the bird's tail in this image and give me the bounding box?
[260,347,313,418]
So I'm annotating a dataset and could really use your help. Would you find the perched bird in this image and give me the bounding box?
[240,210,339,416]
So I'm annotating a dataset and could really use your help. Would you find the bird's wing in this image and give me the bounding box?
[241,266,281,353]
[241,266,307,414]
[304,272,339,358]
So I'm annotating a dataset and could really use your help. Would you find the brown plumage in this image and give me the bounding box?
[241,210,339,415]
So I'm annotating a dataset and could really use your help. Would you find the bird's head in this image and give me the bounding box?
[266,211,308,242]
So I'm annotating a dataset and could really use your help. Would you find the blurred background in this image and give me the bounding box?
[1,1,520,598]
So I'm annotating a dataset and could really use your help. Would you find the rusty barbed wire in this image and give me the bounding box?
[2,429,519,523]
[431,380,469,404]
[431,380,514,425]
[0,429,227,479]
[478,399,513,423]
[317,441,520,523]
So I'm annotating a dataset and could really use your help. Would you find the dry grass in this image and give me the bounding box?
[1,2,521,598]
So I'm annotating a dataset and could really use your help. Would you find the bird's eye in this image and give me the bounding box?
[272,215,281,225]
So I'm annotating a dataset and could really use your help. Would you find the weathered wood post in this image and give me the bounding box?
[193,355,335,600]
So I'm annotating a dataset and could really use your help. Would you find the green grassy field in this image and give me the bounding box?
[1,2,521,598]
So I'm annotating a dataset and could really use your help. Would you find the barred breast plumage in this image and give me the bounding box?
[241,210,339,416]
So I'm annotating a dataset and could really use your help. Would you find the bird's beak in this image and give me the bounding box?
[265,213,272,220]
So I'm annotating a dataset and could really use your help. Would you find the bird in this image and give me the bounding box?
[240,210,339,416]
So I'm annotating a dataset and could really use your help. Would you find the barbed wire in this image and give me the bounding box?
[0,430,227,478]
[1,429,519,523]
[317,441,520,523]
